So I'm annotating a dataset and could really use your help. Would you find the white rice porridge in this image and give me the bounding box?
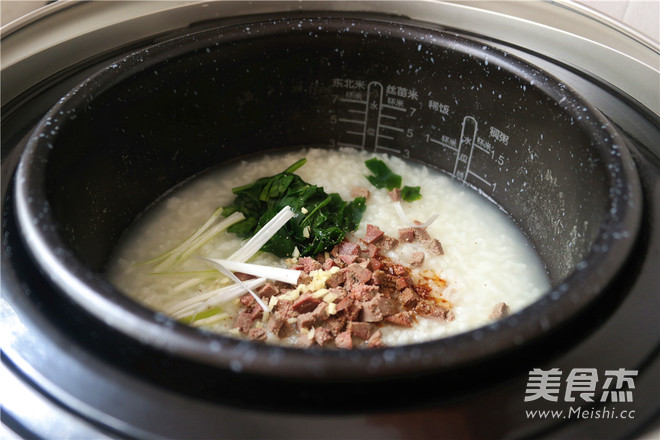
[106,147,549,346]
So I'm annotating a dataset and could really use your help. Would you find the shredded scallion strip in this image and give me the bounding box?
[228,206,296,262]
[178,307,225,324]
[167,206,297,318]
[169,277,267,318]
[412,213,439,229]
[393,200,439,229]
[138,207,225,265]
[200,258,270,312]
[151,270,218,278]
[188,312,230,326]
[172,277,205,293]
[200,257,301,285]
[145,210,245,272]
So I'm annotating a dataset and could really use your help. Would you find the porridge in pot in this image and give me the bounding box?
[107,147,549,348]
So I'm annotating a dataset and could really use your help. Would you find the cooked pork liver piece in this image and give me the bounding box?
[398,227,415,243]
[314,327,334,346]
[388,188,401,202]
[363,224,385,244]
[248,328,267,341]
[232,224,452,349]
[385,311,414,327]
[489,302,510,320]
[410,251,425,267]
[335,331,353,349]
[360,299,384,323]
[292,292,322,313]
[350,186,370,199]
[349,321,376,340]
[367,330,383,348]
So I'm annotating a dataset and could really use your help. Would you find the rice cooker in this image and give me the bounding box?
[2,1,658,439]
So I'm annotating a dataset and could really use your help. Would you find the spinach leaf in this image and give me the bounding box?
[364,157,423,202]
[223,159,366,258]
[364,157,402,190]
[401,185,422,202]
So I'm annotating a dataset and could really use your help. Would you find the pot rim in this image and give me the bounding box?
[13,15,643,380]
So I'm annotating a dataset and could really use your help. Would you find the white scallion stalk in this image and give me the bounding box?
[200,257,301,285]
[393,200,438,229]
[189,312,230,327]
[172,277,205,293]
[138,207,225,265]
[148,270,218,294]
[169,277,268,318]
[228,206,295,262]
[152,211,245,272]
[151,270,218,278]
[138,208,227,264]
[393,200,409,225]
[204,258,270,312]
[167,205,296,319]
[411,213,439,229]
[176,219,241,261]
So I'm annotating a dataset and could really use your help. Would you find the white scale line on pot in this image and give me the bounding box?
[381,103,406,112]
[338,97,366,105]
[429,137,459,152]
[468,170,493,187]
[364,81,384,151]
[473,143,492,154]
[337,97,369,148]
[336,78,499,190]
[452,116,478,181]
[337,142,363,149]
[376,145,401,153]
[380,124,403,133]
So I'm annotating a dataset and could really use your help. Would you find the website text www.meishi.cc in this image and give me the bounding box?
[526,406,636,420]
[523,367,638,421]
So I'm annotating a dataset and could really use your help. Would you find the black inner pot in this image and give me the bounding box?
[14,17,641,381]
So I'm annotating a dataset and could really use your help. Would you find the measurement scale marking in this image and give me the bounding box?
[337,142,363,149]
[464,144,475,185]
[429,137,459,152]
[363,82,385,151]
[453,116,478,181]
[468,170,493,186]
[380,124,403,132]
[473,143,492,154]
[381,104,406,112]
[339,98,367,105]
[337,82,409,152]
[376,145,400,153]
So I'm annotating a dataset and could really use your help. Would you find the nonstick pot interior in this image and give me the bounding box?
[14,16,641,380]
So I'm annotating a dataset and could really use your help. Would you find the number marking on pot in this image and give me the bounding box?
[330,79,503,192]
[429,116,498,190]
[334,81,408,154]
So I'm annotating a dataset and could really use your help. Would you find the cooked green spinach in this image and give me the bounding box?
[364,157,402,190]
[401,185,422,202]
[222,158,366,258]
[364,157,423,202]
